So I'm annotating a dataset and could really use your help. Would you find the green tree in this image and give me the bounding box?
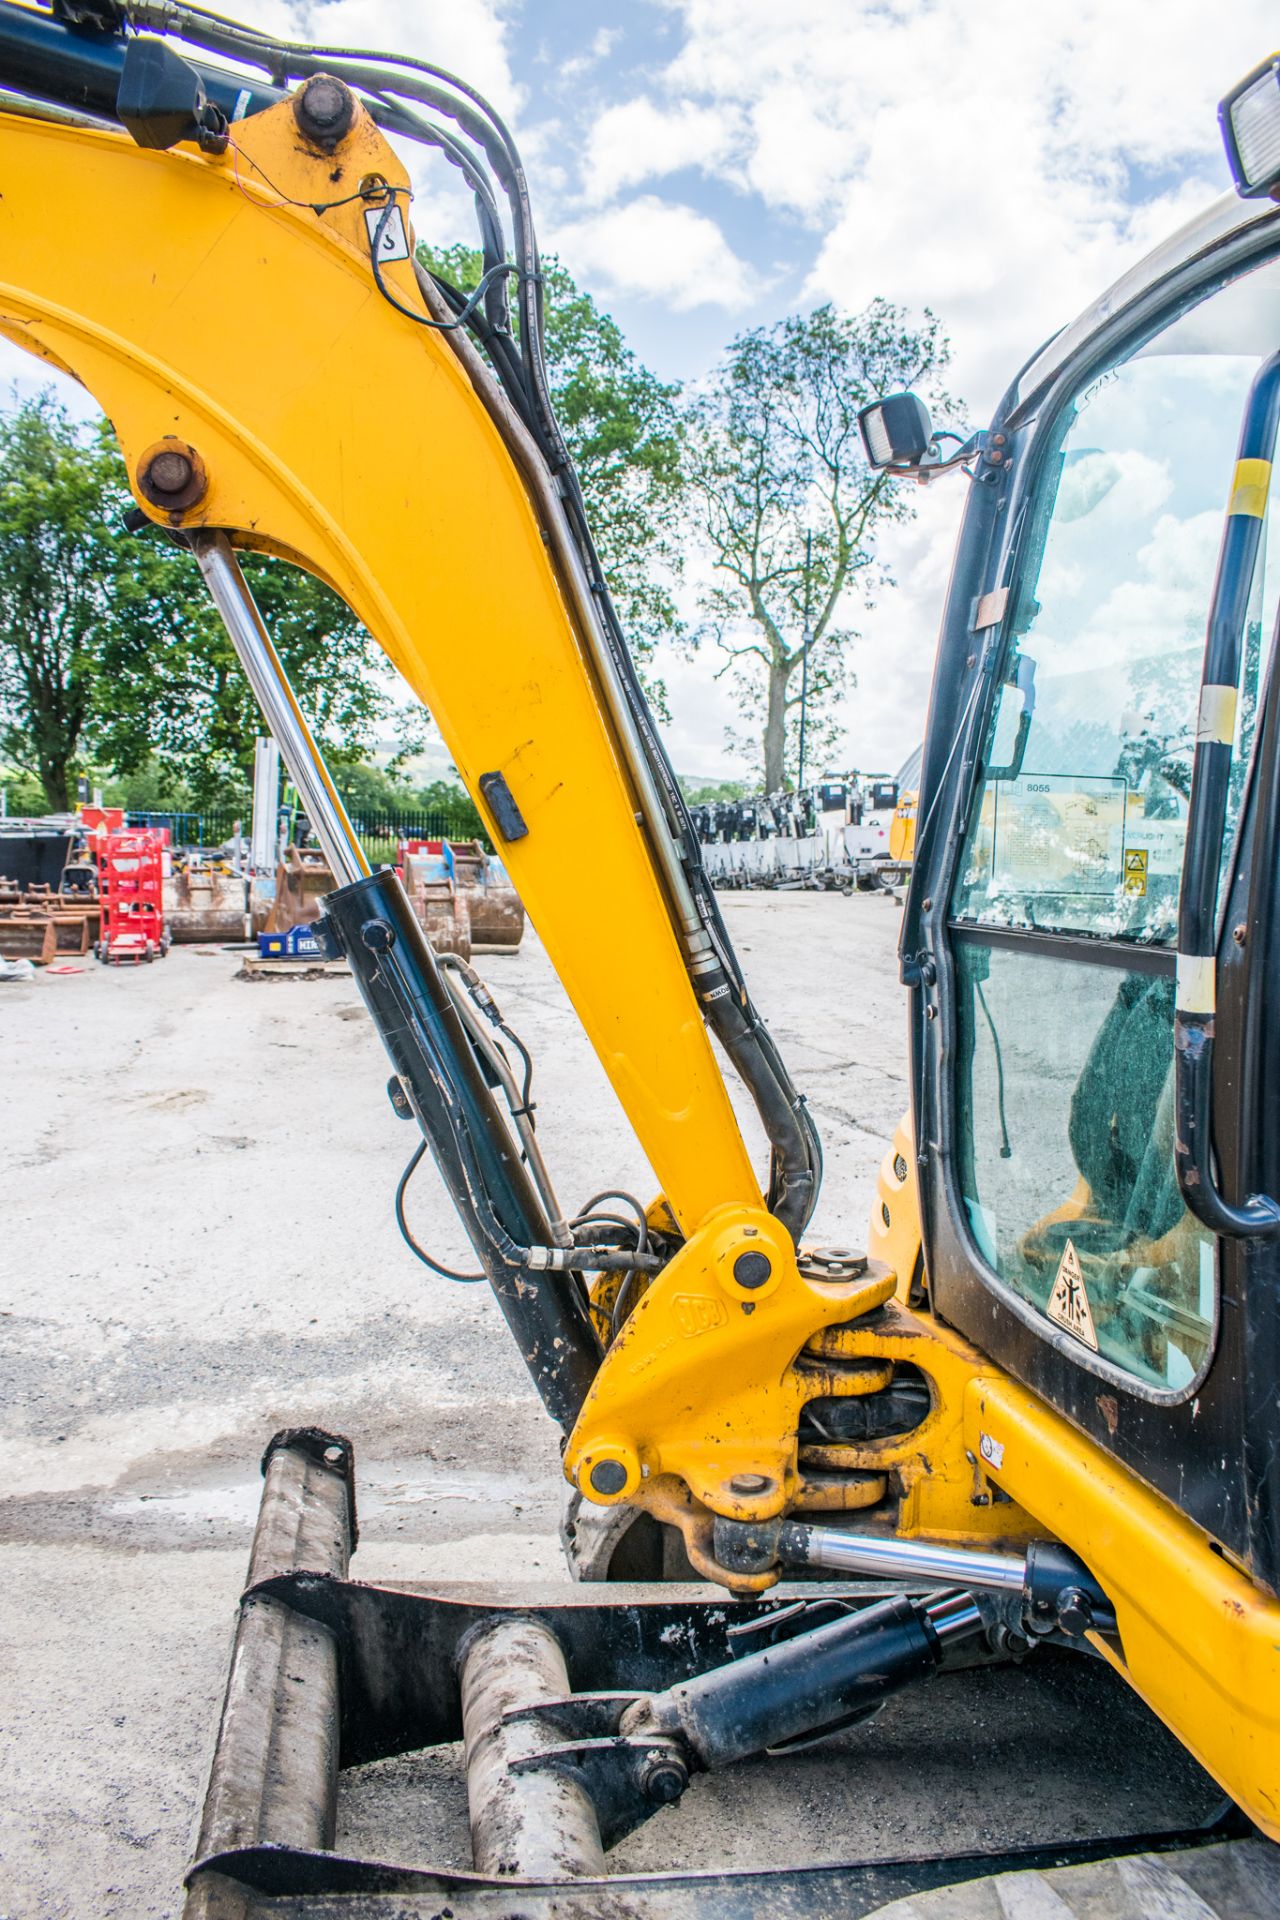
[0,394,148,810]
[0,392,408,810]
[95,546,397,806]
[678,775,749,805]
[419,245,685,709]
[685,300,951,792]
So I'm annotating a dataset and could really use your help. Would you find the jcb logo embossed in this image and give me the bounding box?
[674,1294,728,1337]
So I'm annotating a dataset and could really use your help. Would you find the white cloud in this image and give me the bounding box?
[554,195,757,310]
[620,0,1275,411]
[583,97,745,202]
[614,0,1277,775]
[561,26,624,81]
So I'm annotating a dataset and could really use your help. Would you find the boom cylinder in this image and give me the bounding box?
[317,869,602,1426]
[191,532,369,887]
[190,532,601,1429]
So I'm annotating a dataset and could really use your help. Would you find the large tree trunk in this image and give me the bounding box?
[763,657,788,792]
[38,753,72,813]
[28,691,81,813]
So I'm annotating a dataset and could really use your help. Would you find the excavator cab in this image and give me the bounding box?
[879,184,1280,1591]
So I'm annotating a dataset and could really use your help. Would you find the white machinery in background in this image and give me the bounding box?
[693,755,920,893]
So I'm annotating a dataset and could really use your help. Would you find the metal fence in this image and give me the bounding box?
[348,807,490,863]
[125,802,489,858]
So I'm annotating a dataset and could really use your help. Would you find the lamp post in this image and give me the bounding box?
[797,532,813,791]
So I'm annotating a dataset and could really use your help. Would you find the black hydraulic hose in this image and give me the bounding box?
[1175,348,1280,1237]
[316,871,611,1430]
[395,1138,486,1283]
[421,265,825,1240]
[543,457,823,1238]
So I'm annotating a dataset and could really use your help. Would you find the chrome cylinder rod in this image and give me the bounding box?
[779,1519,1026,1593]
[924,1590,986,1643]
[190,531,369,888]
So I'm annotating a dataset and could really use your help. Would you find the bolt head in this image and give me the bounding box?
[642,1757,687,1804]
[360,917,395,953]
[589,1457,628,1497]
[137,438,207,513]
[800,1245,868,1284]
[733,1250,772,1290]
[148,450,193,495]
[728,1472,772,1496]
[1055,1585,1094,1637]
[294,73,356,145]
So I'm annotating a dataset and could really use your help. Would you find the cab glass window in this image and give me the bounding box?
[955,941,1214,1392]
[953,255,1280,944]
[948,252,1280,1392]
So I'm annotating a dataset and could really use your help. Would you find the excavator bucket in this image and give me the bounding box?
[401,840,524,961]
[182,1431,1277,1920]
[259,845,337,936]
[402,850,472,959]
[448,840,525,951]
[165,863,247,943]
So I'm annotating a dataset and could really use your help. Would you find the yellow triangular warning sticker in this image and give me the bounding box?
[1046,1238,1098,1351]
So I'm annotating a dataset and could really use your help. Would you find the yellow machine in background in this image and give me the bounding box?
[888,789,917,866]
[4,7,1280,1915]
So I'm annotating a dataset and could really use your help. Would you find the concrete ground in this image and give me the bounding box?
[0,895,1221,1917]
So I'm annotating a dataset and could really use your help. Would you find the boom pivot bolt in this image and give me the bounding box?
[294,74,356,148]
[148,450,192,493]
[588,1457,629,1497]
[137,438,208,514]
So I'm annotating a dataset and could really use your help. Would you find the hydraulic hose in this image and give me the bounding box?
[408,261,824,1242]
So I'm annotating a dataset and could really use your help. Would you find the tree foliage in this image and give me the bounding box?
[685,300,951,792]
[419,245,685,710]
[0,395,151,812]
[0,393,404,810]
[96,544,393,807]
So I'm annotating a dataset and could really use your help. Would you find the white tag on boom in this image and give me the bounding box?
[1046,1238,1098,1351]
[365,204,410,262]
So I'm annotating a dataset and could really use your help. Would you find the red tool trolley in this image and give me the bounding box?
[96,826,169,964]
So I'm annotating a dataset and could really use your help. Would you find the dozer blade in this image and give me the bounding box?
[183,1430,1280,1920]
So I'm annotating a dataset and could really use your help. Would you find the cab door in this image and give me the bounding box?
[914,247,1280,1586]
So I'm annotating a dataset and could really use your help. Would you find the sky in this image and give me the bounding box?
[7,0,1276,783]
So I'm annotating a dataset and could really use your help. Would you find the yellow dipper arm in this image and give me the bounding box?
[0,101,761,1233]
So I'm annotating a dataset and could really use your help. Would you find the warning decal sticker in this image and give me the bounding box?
[1124,848,1148,895]
[1046,1238,1099,1351]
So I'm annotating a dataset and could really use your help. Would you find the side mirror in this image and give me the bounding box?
[858,393,934,470]
[1219,55,1280,199]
